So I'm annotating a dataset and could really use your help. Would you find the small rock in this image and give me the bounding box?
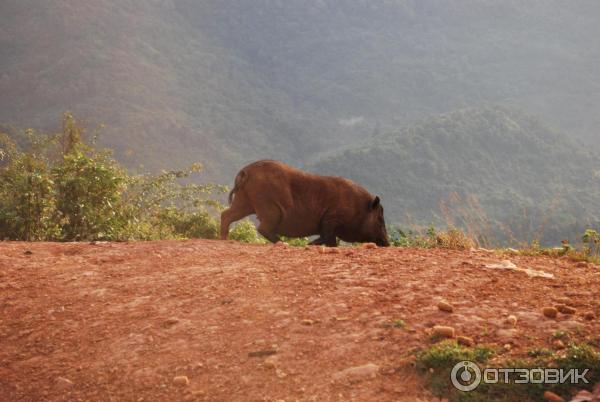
[301,319,314,326]
[24,250,33,255]
[556,305,577,315]
[264,355,278,369]
[457,336,474,347]
[506,315,518,327]
[55,377,73,390]
[362,243,377,249]
[542,307,558,319]
[332,363,379,383]
[583,311,596,321]
[432,325,455,339]
[173,376,190,387]
[163,317,180,327]
[575,261,588,268]
[553,339,566,349]
[437,301,454,313]
[543,390,565,402]
[275,369,287,379]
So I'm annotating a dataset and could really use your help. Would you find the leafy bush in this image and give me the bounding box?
[416,340,494,372]
[388,225,475,250]
[53,142,127,240]
[227,219,266,243]
[388,226,436,248]
[0,131,58,240]
[583,229,600,259]
[0,113,224,241]
[281,236,309,246]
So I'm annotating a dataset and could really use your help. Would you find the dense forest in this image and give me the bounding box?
[1,1,600,245]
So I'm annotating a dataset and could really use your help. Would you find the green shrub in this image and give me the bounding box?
[228,219,266,243]
[281,236,309,246]
[0,113,225,241]
[389,225,475,250]
[0,130,59,240]
[0,150,58,240]
[416,340,494,372]
[53,144,127,240]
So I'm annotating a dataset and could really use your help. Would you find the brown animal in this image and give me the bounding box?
[220,160,389,246]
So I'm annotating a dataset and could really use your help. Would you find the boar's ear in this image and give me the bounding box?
[369,196,381,210]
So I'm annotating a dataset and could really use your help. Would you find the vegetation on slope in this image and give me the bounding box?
[312,107,600,246]
[2,0,600,182]
[0,114,225,241]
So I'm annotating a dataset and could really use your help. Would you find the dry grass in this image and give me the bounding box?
[435,227,475,250]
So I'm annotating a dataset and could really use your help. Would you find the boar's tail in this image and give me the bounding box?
[228,169,247,205]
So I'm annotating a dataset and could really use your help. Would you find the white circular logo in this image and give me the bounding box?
[450,361,482,392]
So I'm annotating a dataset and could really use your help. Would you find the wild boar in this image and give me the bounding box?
[220,160,389,246]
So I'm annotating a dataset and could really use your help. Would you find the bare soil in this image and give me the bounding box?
[1,240,599,401]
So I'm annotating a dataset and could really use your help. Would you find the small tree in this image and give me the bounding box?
[582,229,600,258]
[0,131,58,240]
[53,147,127,240]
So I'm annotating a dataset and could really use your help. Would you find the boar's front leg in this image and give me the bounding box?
[311,218,338,247]
[309,236,337,247]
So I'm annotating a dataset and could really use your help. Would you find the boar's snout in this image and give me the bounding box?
[367,196,390,247]
[377,237,390,247]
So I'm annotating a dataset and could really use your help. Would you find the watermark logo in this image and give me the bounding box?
[450,361,590,392]
[450,361,482,391]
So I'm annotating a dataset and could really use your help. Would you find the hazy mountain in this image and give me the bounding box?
[311,107,600,245]
[0,1,325,180]
[2,1,600,241]
[2,1,600,178]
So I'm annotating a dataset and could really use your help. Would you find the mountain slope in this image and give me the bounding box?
[0,1,322,180]
[1,0,600,183]
[311,107,600,245]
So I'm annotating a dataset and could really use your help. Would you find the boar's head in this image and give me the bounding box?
[362,196,390,247]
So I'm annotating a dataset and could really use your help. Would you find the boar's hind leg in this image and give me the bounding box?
[220,195,254,240]
[255,206,282,243]
[257,221,281,243]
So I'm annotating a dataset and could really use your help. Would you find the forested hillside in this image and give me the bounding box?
[2,1,600,179]
[311,107,600,245]
[1,0,600,242]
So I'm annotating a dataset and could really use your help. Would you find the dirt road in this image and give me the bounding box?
[1,240,599,401]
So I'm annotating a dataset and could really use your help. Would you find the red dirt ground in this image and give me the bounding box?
[1,240,599,401]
